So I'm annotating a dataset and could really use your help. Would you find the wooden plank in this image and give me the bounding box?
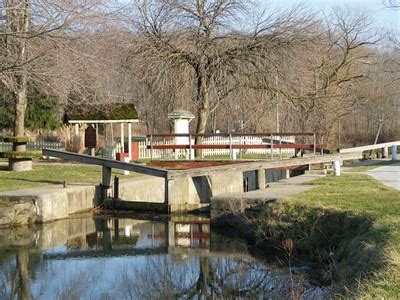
[167,152,362,179]
[42,149,168,178]
[68,119,139,124]
[340,141,400,153]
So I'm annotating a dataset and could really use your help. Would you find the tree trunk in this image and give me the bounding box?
[14,77,28,138]
[194,62,211,157]
[8,0,30,141]
[194,107,209,157]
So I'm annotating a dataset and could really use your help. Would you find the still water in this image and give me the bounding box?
[0,214,328,299]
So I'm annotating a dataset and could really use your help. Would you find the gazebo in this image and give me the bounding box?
[68,119,139,160]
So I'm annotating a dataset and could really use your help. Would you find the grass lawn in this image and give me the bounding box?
[278,173,400,297]
[0,163,138,192]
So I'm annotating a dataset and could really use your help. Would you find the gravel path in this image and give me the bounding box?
[367,162,400,190]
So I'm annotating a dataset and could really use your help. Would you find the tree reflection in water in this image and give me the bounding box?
[6,249,32,300]
[120,255,290,299]
[0,216,320,299]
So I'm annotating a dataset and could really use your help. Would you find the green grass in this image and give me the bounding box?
[344,160,399,172]
[253,173,400,298]
[0,164,138,192]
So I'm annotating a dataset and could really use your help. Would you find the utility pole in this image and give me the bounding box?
[276,75,280,132]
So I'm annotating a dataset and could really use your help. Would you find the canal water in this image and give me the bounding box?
[0,214,329,299]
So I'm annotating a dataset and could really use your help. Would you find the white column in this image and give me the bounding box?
[333,160,341,176]
[128,122,132,160]
[120,123,125,153]
[391,145,397,161]
[174,119,190,159]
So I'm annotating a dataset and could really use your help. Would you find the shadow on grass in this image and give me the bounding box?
[213,202,390,296]
[1,177,62,185]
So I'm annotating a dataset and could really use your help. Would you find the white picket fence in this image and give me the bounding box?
[138,138,187,160]
[0,141,63,152]
[137,135,296,160]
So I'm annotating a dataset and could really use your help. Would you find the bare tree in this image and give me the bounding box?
[0,0,110,138]
[130,0,314,143]
[278,8,381,144]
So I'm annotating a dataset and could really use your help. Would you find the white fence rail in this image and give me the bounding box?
[0,141,63,152]
[139,138,187,160]
[138,135,296,160]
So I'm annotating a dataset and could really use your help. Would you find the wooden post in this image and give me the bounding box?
[114,176,119,199]
[95,123,99,147]
[229,134,233,160]
[128,122,132,160]
[257,168,266,190]
[150,135,153,161]
[120,123,125,153]
[382,147,389,158]
[102,166,112,201]
[270,134,274,160]
[239,136,243,159]
[189,134,193,160]
[313,132,317,155]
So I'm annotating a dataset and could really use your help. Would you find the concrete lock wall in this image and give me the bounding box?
[114,172,244,213]
[1,167,283,225]
[0,185,99,227]
[112,170,286,212]
[118,176,165,203]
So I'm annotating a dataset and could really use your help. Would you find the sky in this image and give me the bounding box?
[268,0,399,32]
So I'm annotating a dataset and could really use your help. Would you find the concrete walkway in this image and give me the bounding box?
[212,173,323,202]
[211,173,324,218]
[367,162,400,190]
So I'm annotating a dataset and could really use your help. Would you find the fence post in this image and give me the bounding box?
[270,134,274,160]
[313,132,317,155]
[229,134,233,160]
[239,135,243,159]
[150,135,153,161]
[189,134,193,160]
[279,135,282,159]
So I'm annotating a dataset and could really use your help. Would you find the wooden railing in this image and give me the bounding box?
[142,132,320,160]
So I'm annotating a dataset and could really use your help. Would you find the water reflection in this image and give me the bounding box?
[0,215,327,299]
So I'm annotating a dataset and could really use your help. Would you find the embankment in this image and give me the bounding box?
[213,173,400,298]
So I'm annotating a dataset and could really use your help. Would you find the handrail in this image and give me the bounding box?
[42,149,168,178]
[339,141,400,153]
[146,132,315,138]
